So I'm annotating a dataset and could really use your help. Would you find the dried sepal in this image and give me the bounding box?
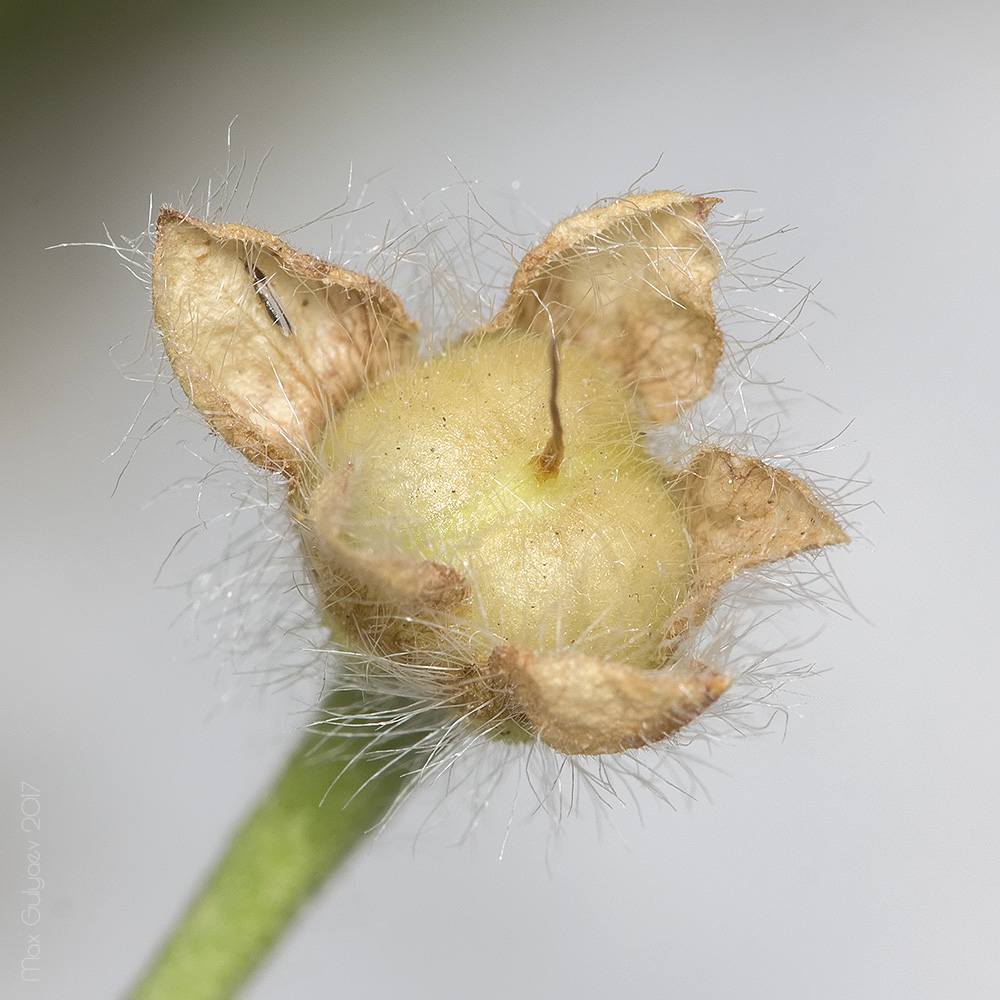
[484,644,731,755]
[490,191,724,423]
[682,447,849,594]
[306,468,469,620]
[152,210,417,474]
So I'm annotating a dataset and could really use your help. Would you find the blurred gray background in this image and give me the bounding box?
[3,1,998,997]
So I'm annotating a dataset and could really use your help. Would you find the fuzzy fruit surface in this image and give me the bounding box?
[318,333,691,670]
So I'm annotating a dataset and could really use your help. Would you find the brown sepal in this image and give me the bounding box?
[489,191,724,423]
[484,644,731,755]
[682,447,849,591]
[152,210,417,475]
[306,468,469,616]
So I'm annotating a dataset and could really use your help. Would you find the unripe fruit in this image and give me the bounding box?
[308,330,691,676]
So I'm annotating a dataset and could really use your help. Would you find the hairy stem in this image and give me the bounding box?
[127,689,426,1000]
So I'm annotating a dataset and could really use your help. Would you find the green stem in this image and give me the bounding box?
[127,690,427,1000]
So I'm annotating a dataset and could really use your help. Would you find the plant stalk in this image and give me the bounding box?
[127,690,425,1000]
